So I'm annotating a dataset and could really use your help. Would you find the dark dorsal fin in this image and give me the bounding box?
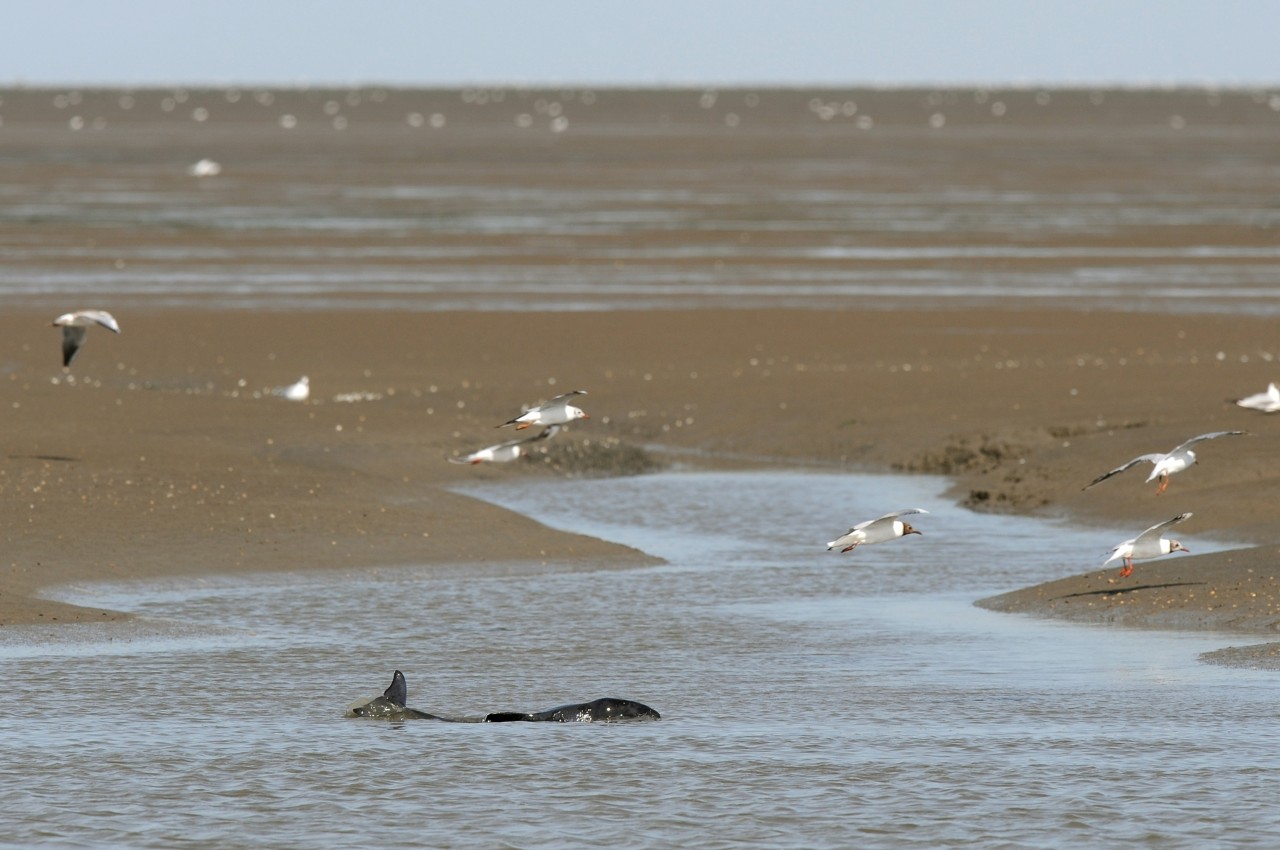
[383,670,408,707]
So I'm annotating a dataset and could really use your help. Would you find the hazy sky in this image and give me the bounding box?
[3,0,1277,87]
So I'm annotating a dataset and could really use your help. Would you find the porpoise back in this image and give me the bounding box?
[346,673,660,723]
[486,697,660,723]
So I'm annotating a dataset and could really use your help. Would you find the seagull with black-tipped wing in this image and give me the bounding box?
[498,390,589,430]
[1103,512,1193,577]
[826,509,928,554]
[450,425,561,465]
[1083,431,1247,495]
[51,310,121,368]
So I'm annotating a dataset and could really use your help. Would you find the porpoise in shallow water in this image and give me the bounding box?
[346,671,660,722]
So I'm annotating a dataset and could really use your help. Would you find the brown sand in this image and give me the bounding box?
[977,546,1280,670]
[3,87,1279,660]
[3,306,1279,636]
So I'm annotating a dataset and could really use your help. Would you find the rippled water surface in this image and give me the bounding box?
[2,471,1275,849]
[3,86,1280,314]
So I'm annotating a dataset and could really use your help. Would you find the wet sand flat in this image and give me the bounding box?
[3,306,1279,629]
[1,87,1279,636]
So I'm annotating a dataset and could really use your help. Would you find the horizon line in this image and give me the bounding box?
[4,77,1279,91]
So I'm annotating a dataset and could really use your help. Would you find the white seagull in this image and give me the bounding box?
[188,158,222,177]
[273,376,310,402]
[1103,512,1192,577]
[499,390,589,430]
[1234,383,1280,413]
[51,310,121,367]
[449,425,560,465]
[826,509,928,554]
[1083,430,1248,495]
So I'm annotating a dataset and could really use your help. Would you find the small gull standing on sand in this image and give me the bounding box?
[1082,430,1248,495]
[188,158,222,177]
[499,390,589,430]
[51,310,121,368]
[1233,383,1280,413]
[449,425,560,465]
[1103,512,1192,577]
[273,376,310,402]
[826,509,928,553]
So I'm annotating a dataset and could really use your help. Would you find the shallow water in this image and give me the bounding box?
[3,87,1280,315]
[6,187,1280,314]
[2,470,1275,849]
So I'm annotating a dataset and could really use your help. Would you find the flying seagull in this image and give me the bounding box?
[1103,512,1193,577]
[51,310,121,368]
[449,425,560,465]
[1083,431,1248,495]
[499,390,589,430]
[826,509,928,554]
